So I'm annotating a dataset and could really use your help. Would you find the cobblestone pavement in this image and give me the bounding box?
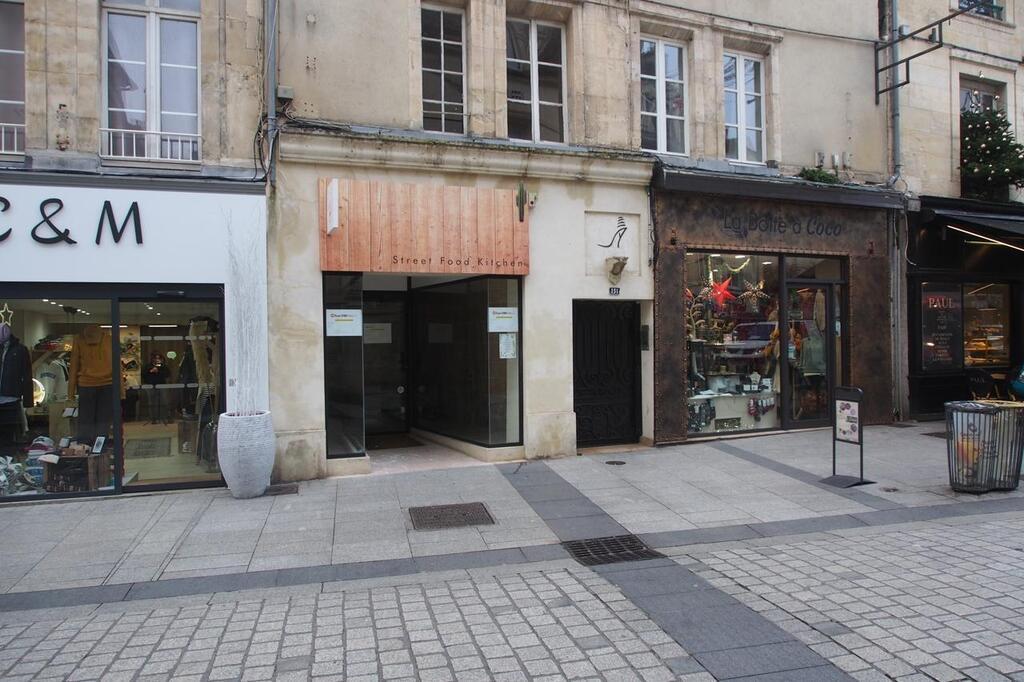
[0,562,705,682]
[684,512,1024,681]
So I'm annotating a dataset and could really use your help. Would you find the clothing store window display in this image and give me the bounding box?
[0,300,115,497]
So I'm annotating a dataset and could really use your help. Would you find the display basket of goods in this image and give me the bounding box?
[945,400,1024,493]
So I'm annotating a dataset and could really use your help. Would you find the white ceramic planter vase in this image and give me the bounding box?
[217,411,275,499]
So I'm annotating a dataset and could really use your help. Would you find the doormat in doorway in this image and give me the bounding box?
[367,433,423,450]
[562,534,664,567]
[409,502,495,530]
[124,437,173,458]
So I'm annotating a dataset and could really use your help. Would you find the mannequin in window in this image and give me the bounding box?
[69,324,113,446]
[0,323,34,453]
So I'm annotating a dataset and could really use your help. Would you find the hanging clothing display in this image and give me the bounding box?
[69,325,113,396]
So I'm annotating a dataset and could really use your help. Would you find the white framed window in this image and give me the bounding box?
[723,52,765,164]
[421,6,465,134]
[505,19,565,143]
[102,0,200,162]
[640,37,686,155]
[0,0,25,154]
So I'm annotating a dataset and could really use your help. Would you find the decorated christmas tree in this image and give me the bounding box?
[960,100,1024,201]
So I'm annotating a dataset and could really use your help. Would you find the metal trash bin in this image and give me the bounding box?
[945,400,1024,493]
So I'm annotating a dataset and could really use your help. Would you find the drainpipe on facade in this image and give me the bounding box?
[264,0,279,184]
[887,0,910,421]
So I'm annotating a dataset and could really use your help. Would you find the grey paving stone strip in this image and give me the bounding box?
[710,440,904,510]
[497,461,854,680]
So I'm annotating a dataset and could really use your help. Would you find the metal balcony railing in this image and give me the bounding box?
[0,122,25,154]
[100,128,201,162]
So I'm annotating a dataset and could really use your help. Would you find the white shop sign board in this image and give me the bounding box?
[0,181,269,414]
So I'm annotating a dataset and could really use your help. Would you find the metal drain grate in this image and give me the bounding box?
[409,502,495,530]
[888,422,920,428]
[264,483,299,496]
[924,431,949,439]
[562,534,665,566]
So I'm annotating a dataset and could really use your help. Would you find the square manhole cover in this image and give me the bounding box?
[562,534,665,566]
[409,502,495,530]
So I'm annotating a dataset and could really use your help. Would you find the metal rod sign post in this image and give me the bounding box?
[821,386,874,488]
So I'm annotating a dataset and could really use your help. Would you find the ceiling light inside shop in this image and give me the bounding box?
[762,261,772,265]
[42,299,48,302]
[734,255,745,259]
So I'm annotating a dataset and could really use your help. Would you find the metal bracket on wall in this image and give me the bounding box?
[874,0,1002,105]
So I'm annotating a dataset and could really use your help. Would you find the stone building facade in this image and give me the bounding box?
[0,0,269,500]
[266,0,905,481]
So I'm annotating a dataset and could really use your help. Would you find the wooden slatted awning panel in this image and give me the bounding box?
[319,179,529,275]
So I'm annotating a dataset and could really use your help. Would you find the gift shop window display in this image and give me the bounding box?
[0,299,116,497]
[684,252,845,434]
[685,254,781,434]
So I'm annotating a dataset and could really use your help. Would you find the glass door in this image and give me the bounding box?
[362,292,408,435]
[119,300,223,489]
[784,284,833,426]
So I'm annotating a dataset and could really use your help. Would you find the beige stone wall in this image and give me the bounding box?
[269,131,654,478]
[894,0,1024,197]
[20,0,260,169]
[277,0,889,180]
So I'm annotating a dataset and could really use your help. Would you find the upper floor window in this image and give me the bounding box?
[959,0,1004,21]
[506,19,565,143]
[960,80,1002,113]
[421,7,465,134]
[724,53,764,164]
[640,38,686,155]
[102,0,200,162]
[0,0,24,154]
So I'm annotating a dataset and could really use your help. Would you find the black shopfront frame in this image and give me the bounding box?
[684,250,850,436]
[908,273,1020,417]
[0,282,226,502]
[907,203,1024,418]
[322,272,526,459]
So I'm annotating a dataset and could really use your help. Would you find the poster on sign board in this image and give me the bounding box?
[835,398,860,444]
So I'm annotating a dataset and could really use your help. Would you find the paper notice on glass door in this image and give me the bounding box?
[326,309,362,336]
[488,307,519,332]
[499,333,517,359]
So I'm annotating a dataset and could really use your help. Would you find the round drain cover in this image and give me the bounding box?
[605,460,626,466]
[881,486,899,492]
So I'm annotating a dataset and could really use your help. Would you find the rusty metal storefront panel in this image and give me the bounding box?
[653,194,894,443]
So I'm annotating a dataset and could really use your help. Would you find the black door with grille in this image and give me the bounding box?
[573,301,641,447]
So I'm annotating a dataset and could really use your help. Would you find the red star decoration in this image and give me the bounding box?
[710,277,735,308]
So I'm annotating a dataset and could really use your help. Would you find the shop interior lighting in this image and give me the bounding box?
[41,299,48,302]
[948,225,1024,255]
[148,324,177,328]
